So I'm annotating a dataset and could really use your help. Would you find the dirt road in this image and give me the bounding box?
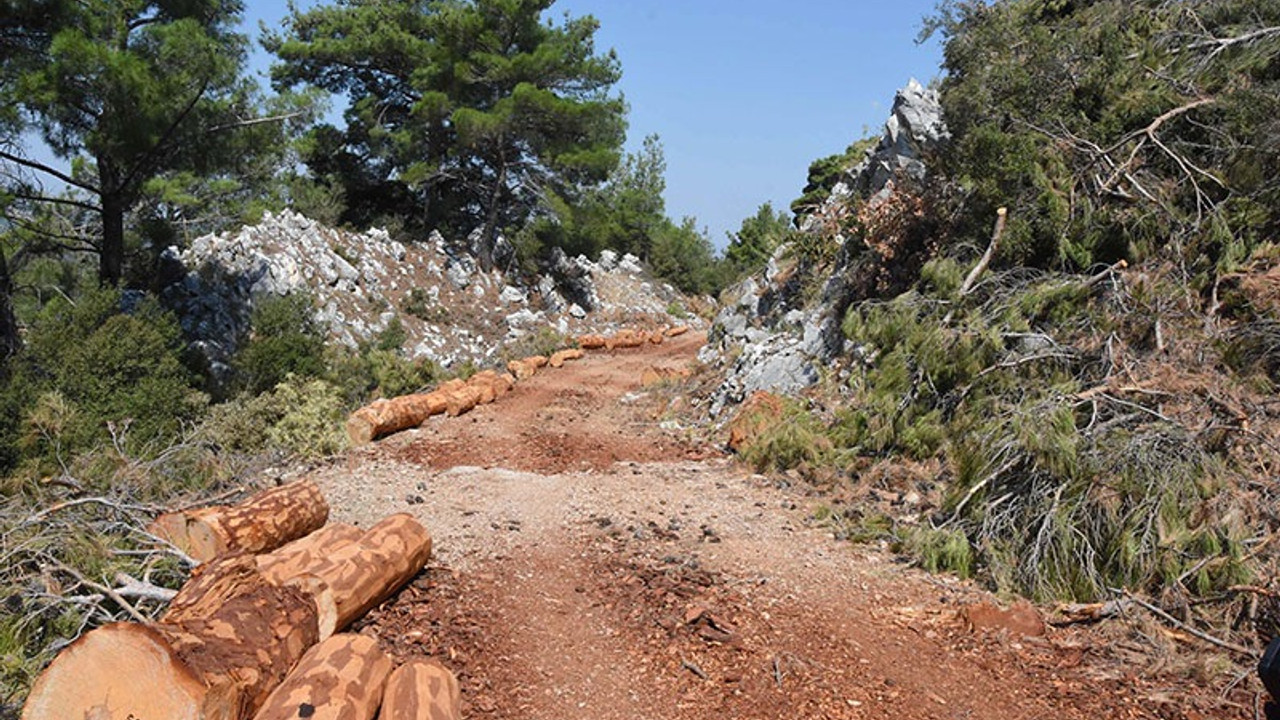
[313,333,1251,720]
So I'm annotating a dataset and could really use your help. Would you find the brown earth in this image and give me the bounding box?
[312,333,1264,720]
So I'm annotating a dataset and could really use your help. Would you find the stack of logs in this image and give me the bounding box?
[347,325,690,446]
[22,479,459,720]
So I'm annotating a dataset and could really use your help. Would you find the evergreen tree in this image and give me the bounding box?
[0,0,260,286]
[725,201,791,276]
[267,0,627,268]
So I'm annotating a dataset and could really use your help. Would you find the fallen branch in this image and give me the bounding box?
[1114,588,1253,656]
[960,207,1007,297]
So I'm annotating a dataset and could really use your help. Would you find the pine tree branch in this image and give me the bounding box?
[0,150,100,194]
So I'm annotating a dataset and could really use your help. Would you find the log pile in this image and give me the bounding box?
[346,324,694,445]
[23,484,459,720]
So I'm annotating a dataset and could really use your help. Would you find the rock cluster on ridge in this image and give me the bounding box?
[160,210,698,387]
[700,79,949,416]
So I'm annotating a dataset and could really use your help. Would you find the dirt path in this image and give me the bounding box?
[313,334,1249,720]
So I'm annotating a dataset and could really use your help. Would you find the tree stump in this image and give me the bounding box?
[380,659,462,720]
[149,479,329,562]
[252,634,392,720]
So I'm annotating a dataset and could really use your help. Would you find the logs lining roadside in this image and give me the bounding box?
[23,503,439,720]
[346,324,692,446]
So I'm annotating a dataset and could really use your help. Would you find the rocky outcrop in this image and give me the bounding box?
[701,79,948,415]
[161,210,697,387]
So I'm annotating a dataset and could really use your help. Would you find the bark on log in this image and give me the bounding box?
[347,391,448,446]
[665,325,690,338]
[252,634,392,720]
[273,513,433,630]
[255,523,364,584]
[549,348,584,368]
[444,386,481,417]
[24,558,319,720]
[149,479,329,562]
[508,359,537,381]
[606,331,644,350]
[380,659,462,720]
[577,334,607,349]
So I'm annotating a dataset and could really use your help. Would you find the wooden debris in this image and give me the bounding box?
[665,325,689,337]
[380,658,462,720]
[252,634,392,720]
[577,334,607,349]
[149,479,329,563]
[549,348,584,368]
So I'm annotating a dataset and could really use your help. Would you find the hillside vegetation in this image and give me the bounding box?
[728,0,1280,652]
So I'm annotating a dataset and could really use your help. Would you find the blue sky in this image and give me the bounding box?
[246,1,946,249]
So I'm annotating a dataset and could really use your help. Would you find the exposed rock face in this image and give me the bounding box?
[701,79,948,416]
[161,210,696,387]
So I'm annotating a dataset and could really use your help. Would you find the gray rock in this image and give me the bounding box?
[500,285,527,306]
[618,253,644,274]
[598,249,618,271]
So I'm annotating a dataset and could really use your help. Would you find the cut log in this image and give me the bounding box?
[507,359,537,381]
[648,330,666,345]
[280,513,433,630]
[255,523,364,584]
[549,348,584,368]
[444,386,481,417]
[380,659,462,720]
[149,479,329,562]
[24,559,319,720]
[606,330,644,350]
[525,355,549,368]
[665,325,690,337]
[347,391,448,445]
[577,334,607,350]
[466,370,502,405]
[252,634,392,720]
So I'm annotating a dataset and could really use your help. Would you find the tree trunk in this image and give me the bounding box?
[479,155,508,272]
[380,659,462,720]
[23,556,320,720]
[99,189,125,288]
[252,634,392,720]
[0,248,20,366]
[149,479,330,562]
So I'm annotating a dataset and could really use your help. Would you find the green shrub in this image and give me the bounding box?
[901,526,974,579]
[17,288,206,461]
[402,288,448,323]
[201,375,347,459]
[233,293,327,394]
[500,326,572,363]
[737,400,834,474]
[266,377,348,457]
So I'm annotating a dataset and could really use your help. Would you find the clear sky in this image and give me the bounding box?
[244,1,946,249]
